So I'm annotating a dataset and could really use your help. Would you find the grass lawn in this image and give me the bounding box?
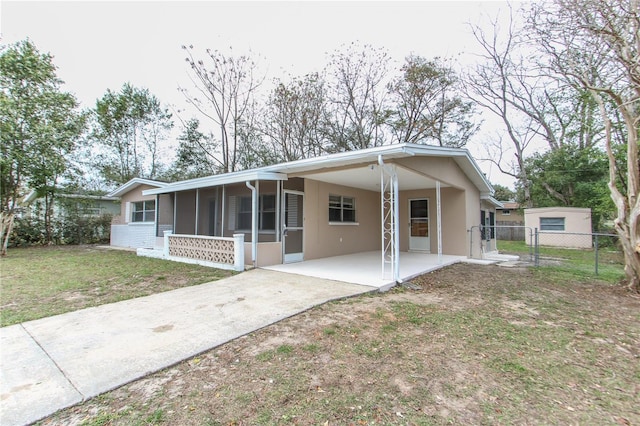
[0,245,233,326]
[33,249,639,425]
[497,239,626,283]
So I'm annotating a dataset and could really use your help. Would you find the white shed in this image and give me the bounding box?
[524,207,592,248]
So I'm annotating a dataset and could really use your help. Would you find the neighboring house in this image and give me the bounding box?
[111,144,501,282]
[524,207,592,248]
[23,191,120,219]
[107,178,169,248]
[495,201,525,241]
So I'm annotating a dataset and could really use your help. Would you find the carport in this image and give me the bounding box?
[265,250,466,290]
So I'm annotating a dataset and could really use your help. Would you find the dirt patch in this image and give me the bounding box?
[40,263,640,425]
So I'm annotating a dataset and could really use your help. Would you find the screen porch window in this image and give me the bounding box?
[540,217,565,231]
[131,200,155,222]
[329,195,356,223]
[233,194,276,231]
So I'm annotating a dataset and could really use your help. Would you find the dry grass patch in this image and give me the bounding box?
[39,263,639,426]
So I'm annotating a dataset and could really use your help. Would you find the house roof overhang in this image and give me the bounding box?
[481,195,504,208]
[142,143,494,196]
[142,171,288,196]
[108,178,168,197]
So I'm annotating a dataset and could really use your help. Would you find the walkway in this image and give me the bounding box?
[0,270,375,426]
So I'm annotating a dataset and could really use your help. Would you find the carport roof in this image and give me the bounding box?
[142,144,494,196]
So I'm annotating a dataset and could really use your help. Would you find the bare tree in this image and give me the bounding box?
[464,10,538,207]
[259,73,329,161]
[465,7,604,207]
[387,55,480,147]
[531,0,640,292]
[324,42,391,152]
[181,46,263,173]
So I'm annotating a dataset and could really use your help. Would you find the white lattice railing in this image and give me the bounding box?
[164,233,245,271]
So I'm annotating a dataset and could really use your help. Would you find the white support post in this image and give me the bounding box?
[276,181,281,243]
[173,192,177,233]
[233,233,245,271]
[380,163,385,278]
[195,188,200,235]
[436,180,442,264]
[393,171,400,282]
[221,185,226,237]
[245,181,258,267]
[379,155,399,282]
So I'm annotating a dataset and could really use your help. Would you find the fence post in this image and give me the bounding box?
[233,233,245,271]
[534,228,539,266]
[594,234,599,276]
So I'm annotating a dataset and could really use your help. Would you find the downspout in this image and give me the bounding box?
[246,181,258,267]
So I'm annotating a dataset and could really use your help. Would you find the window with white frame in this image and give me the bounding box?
[540,217,565,231]
[501,209,511,216]
[329,195,356,223]
[131,200,155,222]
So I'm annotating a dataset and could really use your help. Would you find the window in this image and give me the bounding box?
[329,195,356,223]
[501,209,511,216]
[237,196,252,230]
[233,194,276,231]
[131,200,155,222]
[540,217,565,231]
[260,194,276,230]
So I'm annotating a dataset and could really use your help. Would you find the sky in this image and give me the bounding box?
[0,1,518,187]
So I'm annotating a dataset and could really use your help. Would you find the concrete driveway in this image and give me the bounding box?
[0,269,375,426]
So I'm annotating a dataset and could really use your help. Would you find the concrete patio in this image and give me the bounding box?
[264,251,466,290]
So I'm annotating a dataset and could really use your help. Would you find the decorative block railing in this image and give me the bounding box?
[164,232,245,271]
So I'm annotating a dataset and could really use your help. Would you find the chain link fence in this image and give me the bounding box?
[469,225,623,276]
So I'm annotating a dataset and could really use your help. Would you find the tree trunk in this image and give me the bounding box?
[596,92,640,293]
[0,212,15,256]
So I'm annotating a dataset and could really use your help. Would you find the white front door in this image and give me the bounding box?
[409,198,430,252]
[283,190,304,263]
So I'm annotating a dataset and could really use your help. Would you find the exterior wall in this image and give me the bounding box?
[244,242,283,267]
[114,184,158,224]
[110,223,155,248]
[525,207,592,248]
[111,184,161,248]
[480,200,498,253]
[496,208,524,224]
[303,179,381,260]
[394,157,482,258]
[398,187,467,255]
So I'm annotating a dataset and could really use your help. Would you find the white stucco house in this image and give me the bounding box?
[108,144,502,288]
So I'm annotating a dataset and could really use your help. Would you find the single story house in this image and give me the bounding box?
[524,207,592,248]
[495,201,526,241]
[109,144,501,287]
[23,191,121,219]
